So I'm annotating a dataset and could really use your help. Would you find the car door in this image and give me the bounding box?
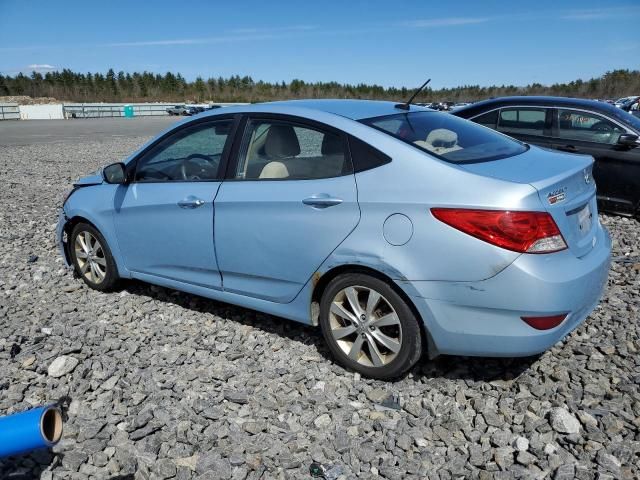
[113,117,236,287]
[214,115,360,303]
[550,108,640,214]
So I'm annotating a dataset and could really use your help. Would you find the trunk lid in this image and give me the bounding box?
[459,146,597,258]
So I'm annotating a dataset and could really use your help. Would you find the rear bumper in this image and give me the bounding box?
[403,225,611,357]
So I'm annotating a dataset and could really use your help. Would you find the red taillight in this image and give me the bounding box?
[521,314,568,330]
[431,208,567,254]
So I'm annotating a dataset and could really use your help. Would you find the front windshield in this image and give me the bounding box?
[613,109,640,130]
[600,103,640,131]
[362,111,528,163]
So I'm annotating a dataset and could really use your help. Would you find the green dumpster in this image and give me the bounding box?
[123,105,134,118]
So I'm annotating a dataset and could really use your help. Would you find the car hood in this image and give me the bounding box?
[73,170,103,187]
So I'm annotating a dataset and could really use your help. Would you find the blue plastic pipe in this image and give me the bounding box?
[0,405,63,458]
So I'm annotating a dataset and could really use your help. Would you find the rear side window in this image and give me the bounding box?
[235,119,352,180]
[473,110,498,129]
[555,109,625,145]
[362,111,527,164]
[348,136,391,172]
[497,108,547,136]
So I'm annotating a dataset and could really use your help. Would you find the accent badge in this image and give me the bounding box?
[547,187,567,205]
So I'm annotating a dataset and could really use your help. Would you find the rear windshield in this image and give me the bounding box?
[361,111,528,163]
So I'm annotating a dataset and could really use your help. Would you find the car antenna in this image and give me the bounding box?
[395,78,431,110]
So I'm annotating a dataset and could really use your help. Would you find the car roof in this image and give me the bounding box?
[201,99,432,121]
[451,95,640,133]
[453,95,622,116]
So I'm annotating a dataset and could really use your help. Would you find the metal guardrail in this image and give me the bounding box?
[63,103,174,118]
[0,104,20,120]
[0,102,248,120]
[62,103,247,118]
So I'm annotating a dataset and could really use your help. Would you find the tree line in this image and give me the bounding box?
[1,68,639,104]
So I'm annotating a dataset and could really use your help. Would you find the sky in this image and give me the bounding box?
[0,0,639,89]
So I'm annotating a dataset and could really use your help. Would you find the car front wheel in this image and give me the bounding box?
[70,223,118,291]
[319,273,423,380]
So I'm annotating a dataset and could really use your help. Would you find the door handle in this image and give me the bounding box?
[555,144,578,153]
[302,194,343,208]
[178,196,206,209]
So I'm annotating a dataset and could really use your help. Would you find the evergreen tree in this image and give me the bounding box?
[2,68,639,103]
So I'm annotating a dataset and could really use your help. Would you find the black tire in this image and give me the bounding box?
[69,223,119,291]
[319,273,423,380]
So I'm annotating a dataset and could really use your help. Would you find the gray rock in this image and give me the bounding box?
[47,355,79,377]
[554,464,575,480]
[494,447,514,469]
[314,413,332,428]
[61,450,89,471]
[484,411,505,427]
[223,390,249,404]
[549,408,581,434]
[154,459,177,479]
[596,450,621,476]
[0,135,638,480]
[516,451,536,466]
[514,436,529,452]
[366,388,389,403]
[197,453,231,478]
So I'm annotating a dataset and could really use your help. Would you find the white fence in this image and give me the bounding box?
[62,102,246,119]
[0,104,20,120]
[19,104,64,120]
[0,102,248,120]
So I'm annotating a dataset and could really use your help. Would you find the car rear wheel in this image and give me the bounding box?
[70,223,118,291]
[319,273,423,380]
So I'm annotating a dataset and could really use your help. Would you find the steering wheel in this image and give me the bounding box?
[180,153,214,180]
[141,168,172,181]
[590,121,613,132]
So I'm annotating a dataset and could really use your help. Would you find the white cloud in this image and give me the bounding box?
[561,6,640,20]
[229,25,316,34]
[105,33,283,47]
[104,25,318,48]
[401,17,489,28]
[26,64,56,70]
[0,64,58,74]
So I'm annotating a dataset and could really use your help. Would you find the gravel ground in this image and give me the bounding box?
[0,134,639,480]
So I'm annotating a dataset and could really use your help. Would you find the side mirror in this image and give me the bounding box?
[617,133,639,147]
[102,162,127,184]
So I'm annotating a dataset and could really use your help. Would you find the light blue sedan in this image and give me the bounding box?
[57,100,611,379]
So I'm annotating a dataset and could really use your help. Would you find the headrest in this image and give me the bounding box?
[259,161,289,179]
[321,133,343,156]
[426,129,458,148]
[264,125,300,158]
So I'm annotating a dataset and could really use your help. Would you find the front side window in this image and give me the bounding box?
[135,120,232,182]
[497,108,547,136]
[555,109,624,145]
[362,112,527,163]
[235,119,351,180]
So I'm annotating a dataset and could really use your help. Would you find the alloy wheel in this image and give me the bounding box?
[329,286,402,367]
[74,231,107,284]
